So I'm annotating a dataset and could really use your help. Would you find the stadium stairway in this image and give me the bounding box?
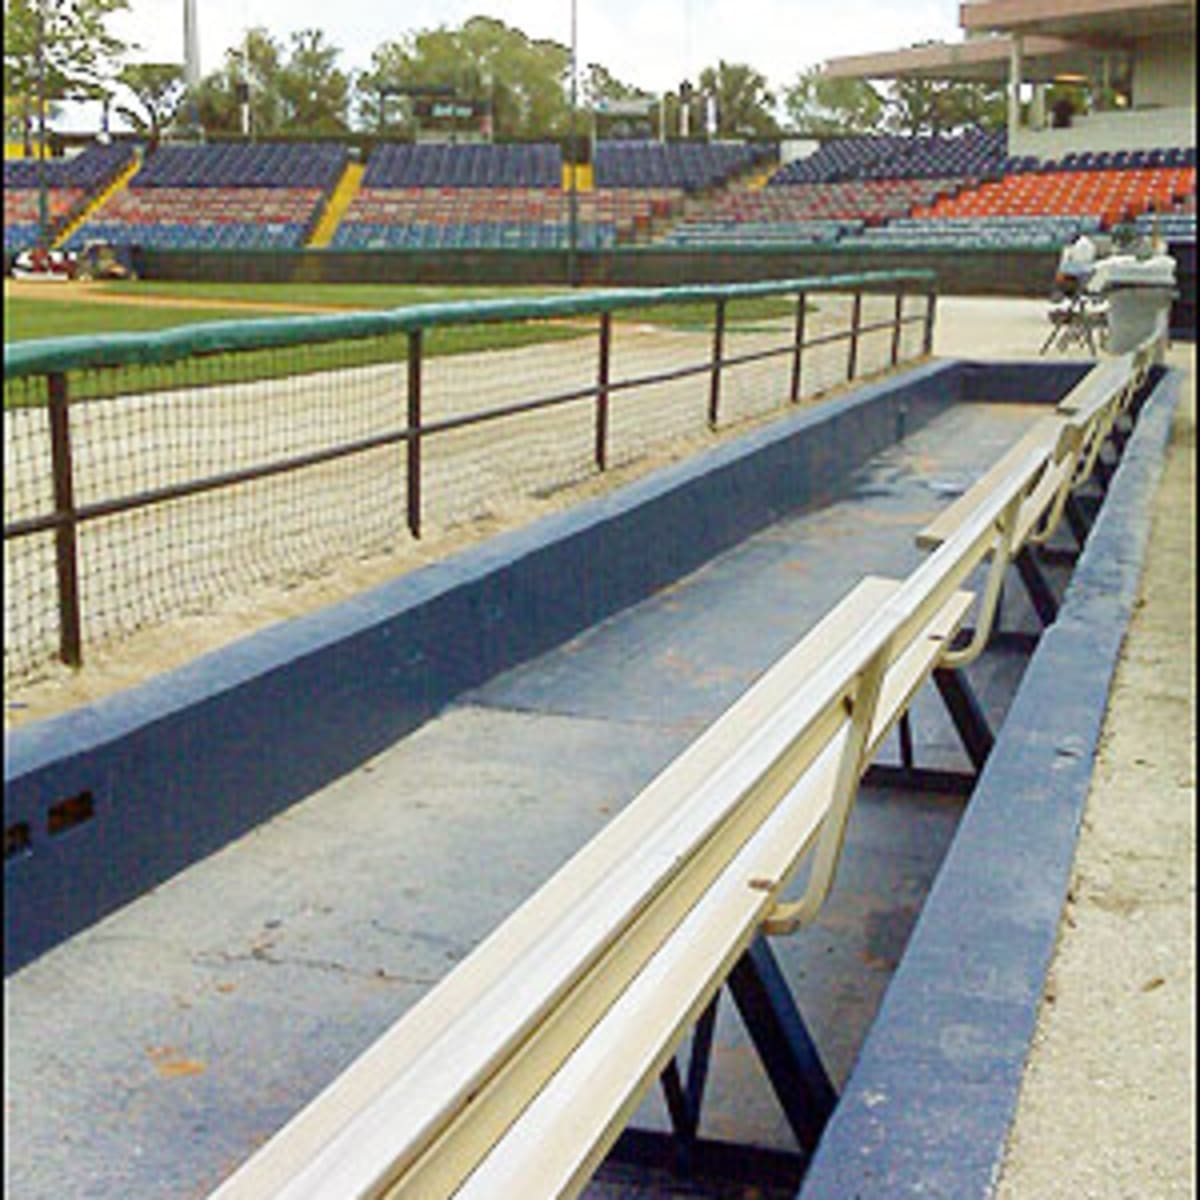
[561,162,594,191]
[742,162,779,190]
[307,160,365,248]
[52,151,140,250]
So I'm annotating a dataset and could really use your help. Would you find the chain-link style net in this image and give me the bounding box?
[4,276,935,686]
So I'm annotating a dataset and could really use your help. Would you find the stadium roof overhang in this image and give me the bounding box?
[821,35,1088,85]
[960,0,1195,44]
[822,0,1194,87]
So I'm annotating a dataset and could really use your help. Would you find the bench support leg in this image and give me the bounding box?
[1064,493,1091,548]
[728,935,837,1154]
[658,993,719,1170]
[863,708,978,796]
[1015,546,1059,627]
[607,938,832,1187]
[933,666,994,772]
[898,711,914,770]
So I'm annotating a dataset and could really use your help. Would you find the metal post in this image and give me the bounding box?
[933,667,994,772]
[594,311,611,470]
[708,298,726,429]
[1014,545,1059,626]
[47,373,82,666]
[35,0,49,247]
[566,0,579,287]
[728,937,837,1153]
[1008,34,1024,141]
[923,289,938,356]
[406,330,423,539]
[890,290,904,366]
[789,291,807,404]
[847,290,862,381]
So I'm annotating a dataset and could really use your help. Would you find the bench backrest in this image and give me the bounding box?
[208,434,1055,1200]
[915,347,1149,666]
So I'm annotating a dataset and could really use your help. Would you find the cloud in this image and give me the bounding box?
[112,0,960,90]
[52,0,957,130]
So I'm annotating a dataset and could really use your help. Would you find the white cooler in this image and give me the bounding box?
[1089,253,1177,355]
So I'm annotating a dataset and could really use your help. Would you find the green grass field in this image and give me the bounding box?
[4,280,800,344]
[2,282,560,343]
[3,280,804,407]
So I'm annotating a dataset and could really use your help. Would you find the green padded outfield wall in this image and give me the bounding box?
[131,246,1060,297]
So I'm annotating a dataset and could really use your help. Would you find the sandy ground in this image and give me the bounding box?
[994,343,1196,1200]
[4,290,916,724]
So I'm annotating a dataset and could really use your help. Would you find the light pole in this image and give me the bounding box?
[35,0,49,248]
[567,0,579,287]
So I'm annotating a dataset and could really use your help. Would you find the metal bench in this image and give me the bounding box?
[208,427,1070,1199]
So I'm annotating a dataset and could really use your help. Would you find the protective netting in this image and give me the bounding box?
[4,277,934,686]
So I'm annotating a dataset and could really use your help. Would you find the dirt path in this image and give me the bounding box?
[3,278,360,313]
[4,291,913,725]
[994,345,1196,1199]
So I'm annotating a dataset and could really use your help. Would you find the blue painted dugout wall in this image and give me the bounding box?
[6,359,974,975]
[797,363,1180,1200]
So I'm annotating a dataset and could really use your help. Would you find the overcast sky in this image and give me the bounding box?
[109,0,962,96]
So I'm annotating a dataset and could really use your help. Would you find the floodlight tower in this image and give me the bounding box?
[183,0,202,137]
[567,0,579,286]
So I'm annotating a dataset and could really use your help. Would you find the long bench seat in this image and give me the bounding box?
[208,339,1156,1200]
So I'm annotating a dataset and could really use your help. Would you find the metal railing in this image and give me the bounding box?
[3,271,936,681]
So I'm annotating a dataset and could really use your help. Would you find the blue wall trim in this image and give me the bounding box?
[797,365,1182,1199]
[955,358,1092,404]
[5,359,973,975]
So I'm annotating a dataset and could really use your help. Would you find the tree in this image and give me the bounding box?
[697,60,779,138]
[192,27,284,136]
[4,0,131,151]
[115,62,185,140]
[355,17,571,139]
[782,67,884,136]
[193,27,350,137]
[582,62,646,108]
[884,77,1005,135]
[277,29,349,133]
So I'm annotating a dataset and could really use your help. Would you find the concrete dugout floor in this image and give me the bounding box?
[4,394,1055,1199]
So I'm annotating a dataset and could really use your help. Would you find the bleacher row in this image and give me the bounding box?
[4,143,135,254]
[332,186,684,250]
[4,133,1197,257]
[61,186,327,252]
[665,160,1196,250]
[771,127,1006,183]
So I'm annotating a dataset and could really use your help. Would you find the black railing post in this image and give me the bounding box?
[924,289,938,356]
[709,298,726,430]
[47,372,82,667]
[406,330,423,539]
[891,290,904,367]
[789,291,807,404]
[847,290,863,382]
[595,311,612,470]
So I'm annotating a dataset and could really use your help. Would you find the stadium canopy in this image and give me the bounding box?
[820,35,1087,86]
[821,0,1196,141]
[959,0,1195,42]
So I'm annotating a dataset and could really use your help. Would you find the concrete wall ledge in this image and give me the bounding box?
[5,359,972,976]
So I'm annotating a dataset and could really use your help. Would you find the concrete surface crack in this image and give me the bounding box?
[192,948,436,985]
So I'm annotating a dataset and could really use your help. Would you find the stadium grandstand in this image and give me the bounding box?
[0,0,1193,291]
[62,141,348,251]
[10,131,1192,260]
[3,143,135,254]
